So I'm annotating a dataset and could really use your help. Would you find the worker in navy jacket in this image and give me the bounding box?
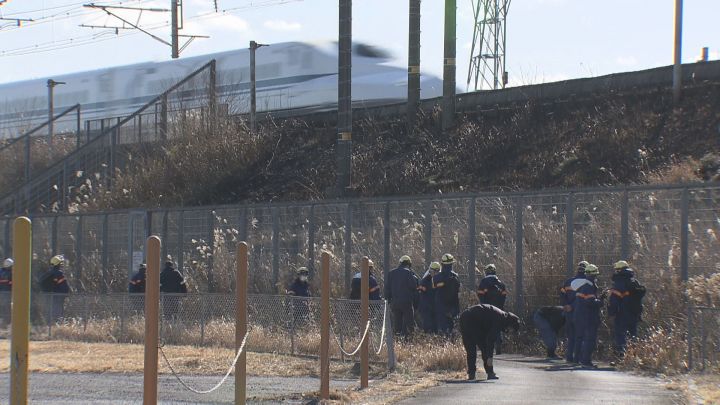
[460,304,520,380]
[559,261,587,363]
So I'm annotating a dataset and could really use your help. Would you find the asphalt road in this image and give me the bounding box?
[398,355,682,405]
[0,373,355,404]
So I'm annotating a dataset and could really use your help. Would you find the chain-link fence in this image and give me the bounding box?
[0,291,389,363]
[0,183,718,367]
[689,306,720,371]
[0,184,716,310]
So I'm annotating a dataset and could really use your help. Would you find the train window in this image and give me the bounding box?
[354,44,391,59]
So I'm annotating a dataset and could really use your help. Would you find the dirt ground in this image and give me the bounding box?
[0,340,444,403]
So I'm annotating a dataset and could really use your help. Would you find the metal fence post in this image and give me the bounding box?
[76,105,81,149]
[566,193,574,277]
[383,202,391,282]
[200,294,206,346]
[177,210,184,274]
[83,295,89,332]
[48,294,54,338]
[385,308,396,371]
[160,94,168,140]
[272,206,280,292]
[161,210,169,262]
[680,188,689,282]
[700,308,707,370]
[121,293,126,341]
[76,216,83,290]
[424,200,432,269]
[239,206,248,243]
[207,210,215,293]
[24,135,31,183]
[620,189,629,259]
[308,205,316,277]
[101,214,109,293]
[514,197,524,314]
[109,127,117,188]
[468,198,477,288]
[688,304,694,371]
[51,216,59,256]
[4,220,10,259]
[345,203,352,294]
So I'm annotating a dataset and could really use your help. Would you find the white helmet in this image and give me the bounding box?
[3,258,13,268]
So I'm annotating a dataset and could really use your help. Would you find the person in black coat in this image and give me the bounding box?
[385,255,419,337]
[417,261,440,333]
[459,304,520,381]
[128,263,147,312]
[433,254,461,336]
[477,263,508,354]
[129,263,147,294]
[532,306,566,359]
[286,267,311,297]
[350,261,382,300]
[159,259,187,319]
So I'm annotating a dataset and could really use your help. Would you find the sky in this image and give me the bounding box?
[0,0,718,89]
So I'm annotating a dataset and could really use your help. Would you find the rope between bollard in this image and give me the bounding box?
[370,301,388,355]
[159,331,249,395]
[330,319,371,357]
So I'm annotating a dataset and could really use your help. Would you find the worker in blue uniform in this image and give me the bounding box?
[432,253,460,336]
[572,264,606,368]
[560,260,587,363]
[608,260,646,357]
[417,261,440,333]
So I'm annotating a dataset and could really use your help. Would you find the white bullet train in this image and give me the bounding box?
[0,41,444,139]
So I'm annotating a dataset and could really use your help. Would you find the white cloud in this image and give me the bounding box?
[615,56,639,67]
[208,14,250,33]
[263,19,302,31]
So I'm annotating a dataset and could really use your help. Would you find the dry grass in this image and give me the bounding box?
[667,375,720,405]
[0,338,458,404]
[619,323,688,375]
[0,339,379,378]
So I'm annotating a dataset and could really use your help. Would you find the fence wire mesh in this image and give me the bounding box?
[0,183,718,369]
[0,292,388,363]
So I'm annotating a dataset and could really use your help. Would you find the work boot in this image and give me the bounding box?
[468,371,476,381]
[486,372,499,380]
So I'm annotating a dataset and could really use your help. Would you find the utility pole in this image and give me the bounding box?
[407,0,421,131]
[337,0,353,196]
[673,0,683,103]
[47,79,66,154]
[171,0,179,58]
[442,0,456,131]
[82,1,206,59]
[250,41,268,133]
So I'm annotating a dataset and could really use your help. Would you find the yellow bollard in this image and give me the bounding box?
[235,242,248,405]
[360,256,369,389]
[11,217,32,405]
[143,236,161,405]
[320,251,330,400]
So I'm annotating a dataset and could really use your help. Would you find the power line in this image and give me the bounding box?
[0,0,301,56]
